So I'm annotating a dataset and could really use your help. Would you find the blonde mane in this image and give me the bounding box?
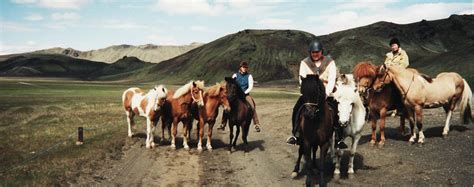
[173,80,205,99]
[207,83,223,97]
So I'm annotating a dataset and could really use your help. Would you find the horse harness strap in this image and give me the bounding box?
[400,72,415,100]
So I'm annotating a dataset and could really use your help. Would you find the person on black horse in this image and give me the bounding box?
[286,40,348,149]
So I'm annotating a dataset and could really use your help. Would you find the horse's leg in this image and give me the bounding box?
[145,117,152,149]
[292,144,304,178]
[333,144,342,176]
[126,110,134,137]
[150,117,159,148]
[206,120,215,151]
[170,118,178,150]
[233,124,240,148]
[399,115,409,136]
[228,124,234,152]
[197,118,205,152]
[348,134,361,175]
[182,120,190,150]
[370,118,377,145]
[379,108,387,147]
[319,143,330,187]
[442,104,453,137]
[241,122,250,153]
[303,144,314,187]
[415,106,425,144]
[161,117,167,143]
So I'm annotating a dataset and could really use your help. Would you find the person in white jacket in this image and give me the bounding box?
[218,61,261,132]
[286,40,347,149]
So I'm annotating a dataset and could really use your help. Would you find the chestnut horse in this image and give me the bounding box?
[161,80,205,150]
[224,77,253,153]
[353,61,409,146]
[373,64,472,144]
[122,85,168,149]
[291,75,335,187]
[191,82,231,152]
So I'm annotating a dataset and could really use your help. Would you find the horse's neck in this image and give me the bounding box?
[390,68,415,94]
[351,95,366,132]
[203,96,219,114]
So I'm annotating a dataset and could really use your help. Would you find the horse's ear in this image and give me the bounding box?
[193,81,196,87]
[162,87,166,93]
[354,88,357,93]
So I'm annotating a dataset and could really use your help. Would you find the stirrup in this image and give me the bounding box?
[217,124,226,131]
[286,136,298,145]
[255,124,261,132]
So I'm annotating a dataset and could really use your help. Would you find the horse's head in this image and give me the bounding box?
[208,82,231,112]
[152,85,168,111]
[372,64,393,92]
[191,80,205,107]
[333,80,358,126]
[353,61,377,96]
[300,75,326,118]
[225,77,244,103]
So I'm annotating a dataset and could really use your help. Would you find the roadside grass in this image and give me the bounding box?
[0,78,298,185]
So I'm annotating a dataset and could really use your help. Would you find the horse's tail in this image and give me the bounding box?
[459,79,473,124]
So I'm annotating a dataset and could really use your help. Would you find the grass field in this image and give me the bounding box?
[0,77,298,185]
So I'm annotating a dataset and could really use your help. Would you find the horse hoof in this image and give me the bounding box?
[333,173,340,180]
[334,169,340,175]
[170,144,176,150]
[197,147,203,152]
[184,146,190,151]
[417,142,424,147]
[348,168,355,174]
[369,140,376,146]
[442,134,448,139]
[291,172,298,178]
[207,146,213,152]
[377,142,385,148]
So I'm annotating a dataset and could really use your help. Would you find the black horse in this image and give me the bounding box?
[224,77,253,153]
[292,75,335,187]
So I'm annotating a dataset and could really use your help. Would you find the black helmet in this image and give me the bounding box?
[308,40,323,52]
[389,38,400,46]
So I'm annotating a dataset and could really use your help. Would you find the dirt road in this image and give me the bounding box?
[75,97,474,186]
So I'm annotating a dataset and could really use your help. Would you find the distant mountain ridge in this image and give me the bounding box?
[31,43,203,64]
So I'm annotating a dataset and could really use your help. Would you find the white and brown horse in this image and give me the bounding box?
[373,64,473,144]
[192,82,231,152]
[162,80,205,150]
[122,85,168,149]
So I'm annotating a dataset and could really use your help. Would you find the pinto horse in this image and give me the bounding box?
[373,64,472,144]
[353,61,409,146]
[224,77,253,153]
[332,74,366,177]
[161,80,205,150]
[122,85,168,149]
[191,82,231,152]
[291,75,335,187]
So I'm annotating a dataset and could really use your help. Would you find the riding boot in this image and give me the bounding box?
[287,96,304,145]
[217,110,229,131]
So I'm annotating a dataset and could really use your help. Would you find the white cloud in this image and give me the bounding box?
[12,0,88,9]
[51,12,81,20]
[24,13,44,21]
[154,0,225,16]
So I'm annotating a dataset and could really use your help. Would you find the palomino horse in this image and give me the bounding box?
[224,77,253,153]
[122,85,168,149]
[291,75,335,187]
[191,82,231,152]
[353,61,409,146]
[373,64,472,144]
[161,80,205,150]
[332,74,366,177]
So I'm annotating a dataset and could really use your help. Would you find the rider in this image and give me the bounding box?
[385,37,410,117]
[218,61,262,132]
[286,40,348,149]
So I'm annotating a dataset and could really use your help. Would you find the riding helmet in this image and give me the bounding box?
[308,40,324,52]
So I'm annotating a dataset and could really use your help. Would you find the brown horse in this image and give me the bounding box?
[373,64,472,144]
[161,80,205,150]
[191,82,231,152]
[224,77,253,153]
[291,75,335,187]
[122,85,168,149]
[353,62,408,146]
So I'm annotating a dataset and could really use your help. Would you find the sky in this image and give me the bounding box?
[0,0,472,55]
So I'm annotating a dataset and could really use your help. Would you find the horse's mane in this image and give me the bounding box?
[149,85,167,99]
[353,61,377,80]
[225,77,246,100]
[301,75,326,105]
[338,74,355,86]
[173,80,205,99]
[207,82,223,97]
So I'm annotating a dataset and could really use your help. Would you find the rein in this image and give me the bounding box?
[294,102,320,126]
[394,71,415,99]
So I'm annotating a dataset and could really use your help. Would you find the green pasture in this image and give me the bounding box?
[0,78,298,185]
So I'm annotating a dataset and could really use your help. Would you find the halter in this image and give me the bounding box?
[293,102,320,128]
[191,87,203,104]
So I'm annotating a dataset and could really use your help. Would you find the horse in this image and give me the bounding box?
[291,75,335,187]
[353,61,409,146]
[332,74,366,177]
[191,82,231,152]
[122,85,168,149]
[161,80,205,150]
[373,64,472,144]
[224,77,253,153]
